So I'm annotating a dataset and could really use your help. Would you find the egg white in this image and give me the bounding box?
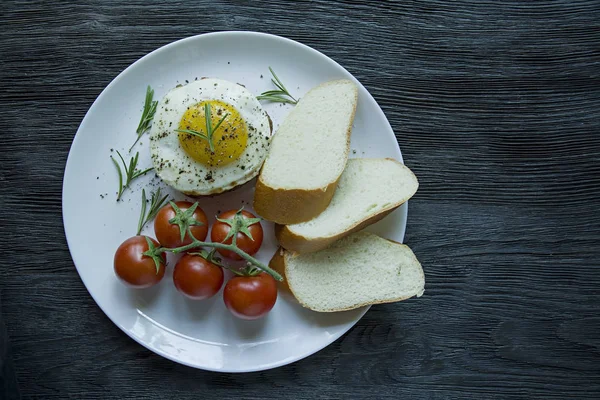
[149,79,271,195]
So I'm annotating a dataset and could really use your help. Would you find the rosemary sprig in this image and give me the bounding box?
[111,151,153,201]
[175,103,228,152]
[257,67,298,104]
[137,188,170,235]
[129,85,158,152]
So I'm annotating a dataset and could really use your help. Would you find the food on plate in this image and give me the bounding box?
[119,195,283,284]
[254,79,358,224]
[211,209,263,260]
[114,236,165,288]
[154,201,208,248]
[275,158,419,253]
[223,272,277,320]
[173,252,224,300]
[149,78,272,196]
[151,204,281,281]
[270,231,425,312]
[110,68,422,324]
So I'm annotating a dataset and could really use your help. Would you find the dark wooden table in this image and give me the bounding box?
[1,1,599,399]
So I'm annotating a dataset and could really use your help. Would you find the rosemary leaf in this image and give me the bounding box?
[257,67,298,105]
[112,151,153,200]
[256,94,297,104]
[111,156,123,198]
[137,189,148,235]
[137,188,170,235]
[129,86,158,152]
[175,129,209,141]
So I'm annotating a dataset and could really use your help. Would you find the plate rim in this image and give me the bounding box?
[62,30,407,372]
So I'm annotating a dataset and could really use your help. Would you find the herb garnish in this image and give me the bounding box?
[137,188,170,235]
[175,103,229,152]
[111,151,153,200]
[129,86,158,152]
[257,67,298,104]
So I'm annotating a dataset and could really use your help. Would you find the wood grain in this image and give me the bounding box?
[1,0,600,398]
[0,295,21,400]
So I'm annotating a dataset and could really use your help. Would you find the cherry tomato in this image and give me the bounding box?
[173,254,224,300]
[211,209,263,260]
[154,201,208,248]
[114,236,165,288]
[223,273,277,320]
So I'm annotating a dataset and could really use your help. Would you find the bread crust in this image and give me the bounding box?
[276,205,397,253]
[253,80,357,224]
[268,247,292,293]
[275,159,419,252]
[270,238,425,312]
[254,175,341,224]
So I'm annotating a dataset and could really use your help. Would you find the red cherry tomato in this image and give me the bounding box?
[173,254,224,300]
[211,209,263,260]
[154,201,208,248]
[114,236,165,288]
[223,273,277,320]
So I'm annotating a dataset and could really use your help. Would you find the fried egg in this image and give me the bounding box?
[149,78,272,195]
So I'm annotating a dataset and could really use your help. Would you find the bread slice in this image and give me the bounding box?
[275,158,419,253]
[254,80,358,224]
[269,231,425,312]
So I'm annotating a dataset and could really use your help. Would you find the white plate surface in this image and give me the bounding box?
[62,31,407,372]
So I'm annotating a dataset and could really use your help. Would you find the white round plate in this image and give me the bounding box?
[63,31,407,372]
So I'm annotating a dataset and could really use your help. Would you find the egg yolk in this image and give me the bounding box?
[178,100,248,167]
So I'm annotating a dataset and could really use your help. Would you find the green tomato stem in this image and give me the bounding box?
[159,239,282,281]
